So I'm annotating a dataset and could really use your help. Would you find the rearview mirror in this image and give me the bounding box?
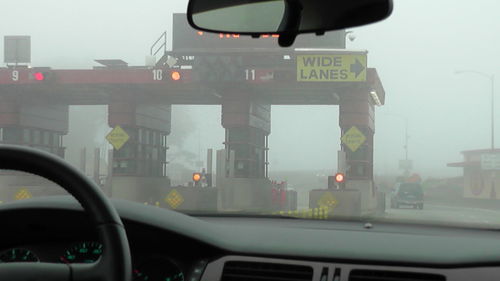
[187,0,393,47]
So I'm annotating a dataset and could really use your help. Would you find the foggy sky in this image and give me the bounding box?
[1,0,499,178]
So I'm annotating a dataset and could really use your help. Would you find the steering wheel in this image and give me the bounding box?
[0,145,132,281]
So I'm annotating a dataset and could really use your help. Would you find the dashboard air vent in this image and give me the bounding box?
[349,269,445,281]
[221,261,314,281]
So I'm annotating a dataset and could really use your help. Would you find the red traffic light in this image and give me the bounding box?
[334,173,345,183]
[32,71,53,81]
[171,71,181,81]
[33,72,45,81]
[192,172,202,182]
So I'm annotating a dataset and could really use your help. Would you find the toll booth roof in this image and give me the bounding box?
[461,149,500,155]
[447,161,480,168]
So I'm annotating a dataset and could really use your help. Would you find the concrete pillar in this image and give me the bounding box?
[107,100,172,203]
[221,94,271,179]
[338,86,376,214]
[218,93,273,211]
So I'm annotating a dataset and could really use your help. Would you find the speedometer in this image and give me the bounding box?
[0,248,39,262]
[136,257,184,281]
[60,241,103,263]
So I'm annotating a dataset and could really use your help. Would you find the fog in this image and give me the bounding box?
[1,0,499,181]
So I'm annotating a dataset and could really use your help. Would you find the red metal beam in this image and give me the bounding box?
[0,68,190,85]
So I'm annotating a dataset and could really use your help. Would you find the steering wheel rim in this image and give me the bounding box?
[0,145,132,281]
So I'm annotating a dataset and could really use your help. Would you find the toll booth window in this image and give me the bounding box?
[4,127,24,143]
[347,146,368,161]
[152,131,157,145]
[152,147,158,161]
[137,145,143,158]
[139,129,149,144]
[115,144,135,158]
[54,134,62,147]
[23,129,30,143]
[234,161,248,178]
[145,146,153,159]
[43,131,50,146]
[254,149,265,177]
[113,160,136,174]
[33,130,41,144]
[1,128,17,143]
[237,161,246,170]
[349,163,369,178]
[231,143,250,158]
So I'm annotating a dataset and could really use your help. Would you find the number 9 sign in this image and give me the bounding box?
[11,70,19,81]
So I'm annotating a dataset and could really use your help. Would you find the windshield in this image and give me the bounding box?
[398,184,422,195]
[0,0,499,229]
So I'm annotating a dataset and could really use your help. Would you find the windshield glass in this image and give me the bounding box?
[398,184,422,195]
[1,0,499,229]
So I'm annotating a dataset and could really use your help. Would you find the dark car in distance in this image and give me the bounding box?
[390,182,424,210]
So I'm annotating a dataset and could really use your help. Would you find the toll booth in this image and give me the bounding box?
[308,69,385,217]
[215,148,273,211]
[448,149,500,199]
[0,95,68,202]
[106,102,172,202]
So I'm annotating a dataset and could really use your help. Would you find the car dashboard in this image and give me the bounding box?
[0,202,213,281]
[2,198,500,281]
[1,240,190,280]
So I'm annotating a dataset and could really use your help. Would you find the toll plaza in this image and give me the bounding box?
[448,149,500,199]
[0,14,386,216]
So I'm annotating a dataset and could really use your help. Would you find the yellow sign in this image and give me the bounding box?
[317,192,338,208]
[106,126,130,150]
[297,54,367,82]
[14,188,32,200]
[165,189,184,209]
[341,126,366,152]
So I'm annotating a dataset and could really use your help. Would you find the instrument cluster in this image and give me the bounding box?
[0,241,186,281]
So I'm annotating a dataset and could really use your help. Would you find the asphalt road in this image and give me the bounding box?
[384,202,500,227]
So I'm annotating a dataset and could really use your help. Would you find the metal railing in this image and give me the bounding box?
[150,31,167,57]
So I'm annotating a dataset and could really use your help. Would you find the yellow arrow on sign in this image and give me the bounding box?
[106,126,130,150]
[297,54,367,82]
[341,126,366,152]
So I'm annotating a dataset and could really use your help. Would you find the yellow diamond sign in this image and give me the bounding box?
[14,188,32,200]
[165,189,184,209]
[341,126,366,152]
[317,191,338,208]
[106,126,130,150]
